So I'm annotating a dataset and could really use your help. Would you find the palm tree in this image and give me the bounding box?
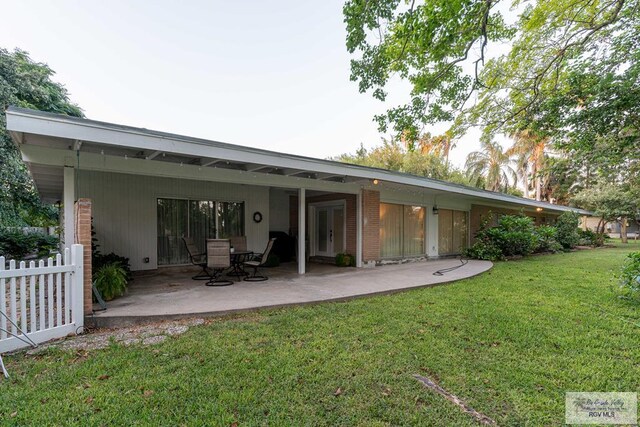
[465,139,516,192]
[507,129,549,201]
[416,129,456,164]
[512,152,531,198]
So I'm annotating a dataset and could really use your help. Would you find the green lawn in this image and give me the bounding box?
[2,242,639,426]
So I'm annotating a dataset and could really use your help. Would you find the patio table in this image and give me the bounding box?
[229,250,253,279]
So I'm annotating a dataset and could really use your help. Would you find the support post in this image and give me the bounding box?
[427,204,439,257]
[71,244,84,332]
[63,166,75,248]
[74,199,93,316]
[298,188,306,275]
[356,189,363,268]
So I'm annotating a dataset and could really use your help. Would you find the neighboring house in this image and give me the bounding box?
[6,107,590,274]
[582,216,640,238]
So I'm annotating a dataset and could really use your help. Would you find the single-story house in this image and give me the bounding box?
[582,216,640,238]
[6,106,590,276]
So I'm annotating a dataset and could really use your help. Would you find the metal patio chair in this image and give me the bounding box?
[229,236,247,252]
[182,237,209,280]
[243,238,276,282]
[205,239,234,286]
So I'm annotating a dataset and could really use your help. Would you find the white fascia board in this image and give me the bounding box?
[8,109,590,215]
[20,144,362,194]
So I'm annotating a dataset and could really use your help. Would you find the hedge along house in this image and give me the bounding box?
[6,106,589,278]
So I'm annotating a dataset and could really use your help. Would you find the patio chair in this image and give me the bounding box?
[229,236,247,252]
[206,239,233,286]
[182,237,209,280]
[243,238,276,282]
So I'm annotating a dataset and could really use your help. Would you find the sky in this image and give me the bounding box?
[2,0,488,168]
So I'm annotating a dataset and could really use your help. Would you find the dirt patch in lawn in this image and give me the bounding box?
[24,318,207,354]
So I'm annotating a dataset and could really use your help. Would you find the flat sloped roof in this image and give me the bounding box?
[5,106,591,215]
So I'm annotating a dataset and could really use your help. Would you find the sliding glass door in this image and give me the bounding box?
[157,198,244,265]
[380,203,425,258]
[438,209,468,255]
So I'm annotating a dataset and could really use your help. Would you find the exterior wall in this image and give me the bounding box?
[77,170,270,271]
[269,188,290,232]
[289,193,357,256]
[469,204,559,243]
[361,189,380,262]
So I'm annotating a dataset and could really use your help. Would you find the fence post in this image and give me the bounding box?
[71,244,84,332]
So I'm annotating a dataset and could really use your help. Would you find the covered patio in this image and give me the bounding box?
[88,259,493,327]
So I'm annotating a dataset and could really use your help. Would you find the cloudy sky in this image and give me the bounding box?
[2,0,491,168]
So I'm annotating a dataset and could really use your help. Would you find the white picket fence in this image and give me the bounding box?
[0,244,84,353]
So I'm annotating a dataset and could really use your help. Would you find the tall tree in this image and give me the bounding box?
[416,129,457,165]
[333,138,472,185]
[573,182,638,243]
[0,48,82,226]
[507,129,549,201]
[343,0,639,173]
[465,139,516,192]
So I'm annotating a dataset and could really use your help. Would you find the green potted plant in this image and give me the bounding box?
[335,252,355,267]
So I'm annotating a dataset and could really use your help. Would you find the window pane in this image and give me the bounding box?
[158,198,217,266]
[403,206,425,256]
[333,207,345,254]
[157,198,189,265]
[217,202,245,238]
[380,203,402,257]
[189,201,216,256]
[317,209,328,252]
[438,209,454,255]
[452,210,468,253]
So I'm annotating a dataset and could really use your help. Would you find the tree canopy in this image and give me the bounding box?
[343,0,640,190]
[332,138,472,186]
[0,48,82,227]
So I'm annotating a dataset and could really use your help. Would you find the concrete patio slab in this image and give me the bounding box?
[89,259,492,328]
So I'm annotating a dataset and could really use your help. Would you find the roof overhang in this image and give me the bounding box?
[5,106,591,215]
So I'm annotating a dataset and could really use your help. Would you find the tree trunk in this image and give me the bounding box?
[535,176,541,201]
[522,173,530,198]
[620,217,628,243]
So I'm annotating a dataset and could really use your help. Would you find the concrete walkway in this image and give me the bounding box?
[90,259,492,327]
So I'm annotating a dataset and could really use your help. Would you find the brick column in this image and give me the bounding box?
[361,189,380,262]
[74,198,93,314]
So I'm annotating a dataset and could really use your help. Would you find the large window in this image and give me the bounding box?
[157,198,245,265]
[438,209,468,255]
[380,203,425,258]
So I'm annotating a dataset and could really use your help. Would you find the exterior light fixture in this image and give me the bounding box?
[536,207,543,212]
[432,205,439,215]
[373,179,379,185]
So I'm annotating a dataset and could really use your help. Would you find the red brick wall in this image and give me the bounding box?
[74,198,93,314]
[362,189,380,261]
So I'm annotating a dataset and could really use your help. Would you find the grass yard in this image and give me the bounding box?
[2,241,639,426]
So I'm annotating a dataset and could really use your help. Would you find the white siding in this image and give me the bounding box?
[269,188,290,233]
[78,170,269,271]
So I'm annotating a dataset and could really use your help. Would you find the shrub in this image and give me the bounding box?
[617,251,640,302]
[94,252,132,279]
[535,225,562,253]
[0,229,58,260]
[93,262,128,301]
[577,228,604,247]
[555,211,580,249]
[335,253,355,267]
[463,237,503,261]
[464,214,537,261]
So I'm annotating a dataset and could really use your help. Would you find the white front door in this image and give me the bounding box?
[315,205,345,257]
